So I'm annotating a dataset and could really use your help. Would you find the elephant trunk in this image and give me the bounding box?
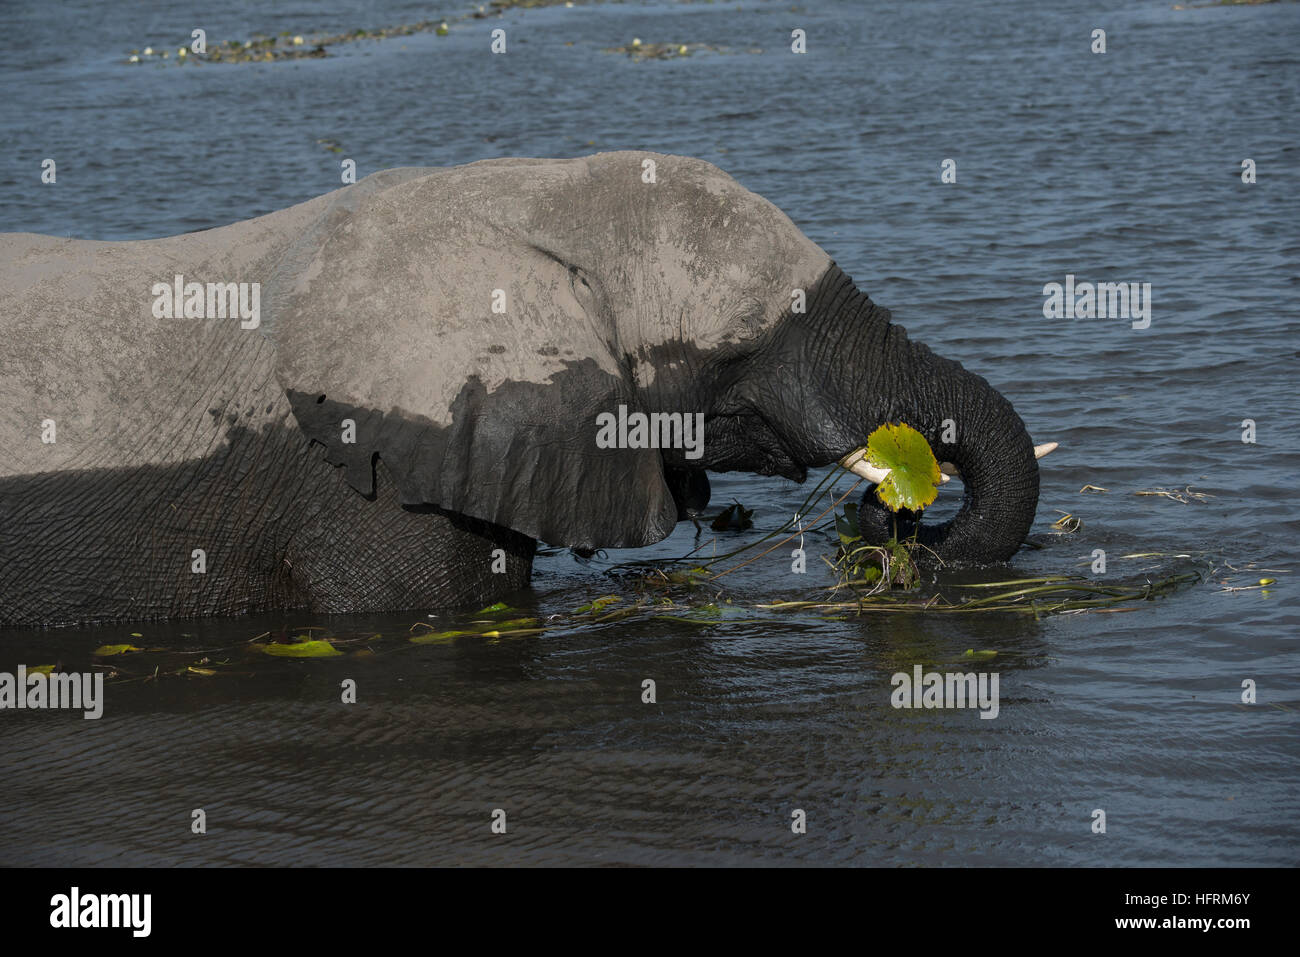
[871,337,1040,563]
[789,266,1040,564]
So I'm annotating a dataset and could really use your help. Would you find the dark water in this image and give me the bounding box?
[1,0,1298,865]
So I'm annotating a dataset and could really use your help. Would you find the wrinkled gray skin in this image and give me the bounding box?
[0,153,1039,628]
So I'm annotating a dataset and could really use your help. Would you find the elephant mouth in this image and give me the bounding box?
[706,411,807,481]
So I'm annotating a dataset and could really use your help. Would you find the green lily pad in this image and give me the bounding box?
[260,639,343,658]
[865,422,941,512]
[410,629,474,644]
[476,601,511,614]
[575,595,621,614]
[92,644,143,656]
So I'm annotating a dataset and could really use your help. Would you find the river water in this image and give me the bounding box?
[1,0,1297,866]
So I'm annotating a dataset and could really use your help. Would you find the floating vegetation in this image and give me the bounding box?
[120,0,605,67]
[757,572,1201,617]
[710,501,754,531]
[637,566,714,594]
[828,502,924,593]
[1079,484,1108,493]
[1135,486,1213,504]
[1051,511,1083,533]
[603,39,761,62]
[1216,579,1275,594]
[92,643,142,657]
[409,618,542,643]
[828,539,923,591]
[486,0,584,10]
[260,638,343,658]
[573,595,621,614]
[605,40,696,61]
[81,557,1215,686]
[122,19,457,66]
[1211,559,1286,595]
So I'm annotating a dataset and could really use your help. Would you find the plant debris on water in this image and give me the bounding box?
[602,40,755,62]
[1052,511,1083,532]
[1134,486,1213,504]
[64,559,1218,684]
[829,502,923,592]
[122,2,614,67]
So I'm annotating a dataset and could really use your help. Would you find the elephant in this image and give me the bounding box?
[0,152,1051,628]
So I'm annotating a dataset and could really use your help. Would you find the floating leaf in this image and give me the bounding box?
[663,567,712,585]
[963,649,998,660]
[480,628,545,639]
[410,630,474,645]
[26,664,55,676]
[93,644,142,656]
[865,423,941,512]
[711,502,754,531]
[260,640,342,658]
[575,595,621,614]
[476,601,511,614]
[187,666,217,676]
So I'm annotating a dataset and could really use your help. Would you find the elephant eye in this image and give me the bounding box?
[568,264,591,289]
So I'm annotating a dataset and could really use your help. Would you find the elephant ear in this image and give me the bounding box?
[264,164,678,549]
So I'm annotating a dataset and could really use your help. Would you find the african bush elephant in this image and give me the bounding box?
[0,153,1049,627]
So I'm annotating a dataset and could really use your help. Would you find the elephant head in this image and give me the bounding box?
[265,152,1045,564]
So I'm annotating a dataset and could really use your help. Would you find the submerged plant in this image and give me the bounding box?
[828,422,943,592]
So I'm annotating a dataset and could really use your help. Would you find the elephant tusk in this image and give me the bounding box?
[939,442,1057,480]
[939,441,1058,480]
[838,448,890,484]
